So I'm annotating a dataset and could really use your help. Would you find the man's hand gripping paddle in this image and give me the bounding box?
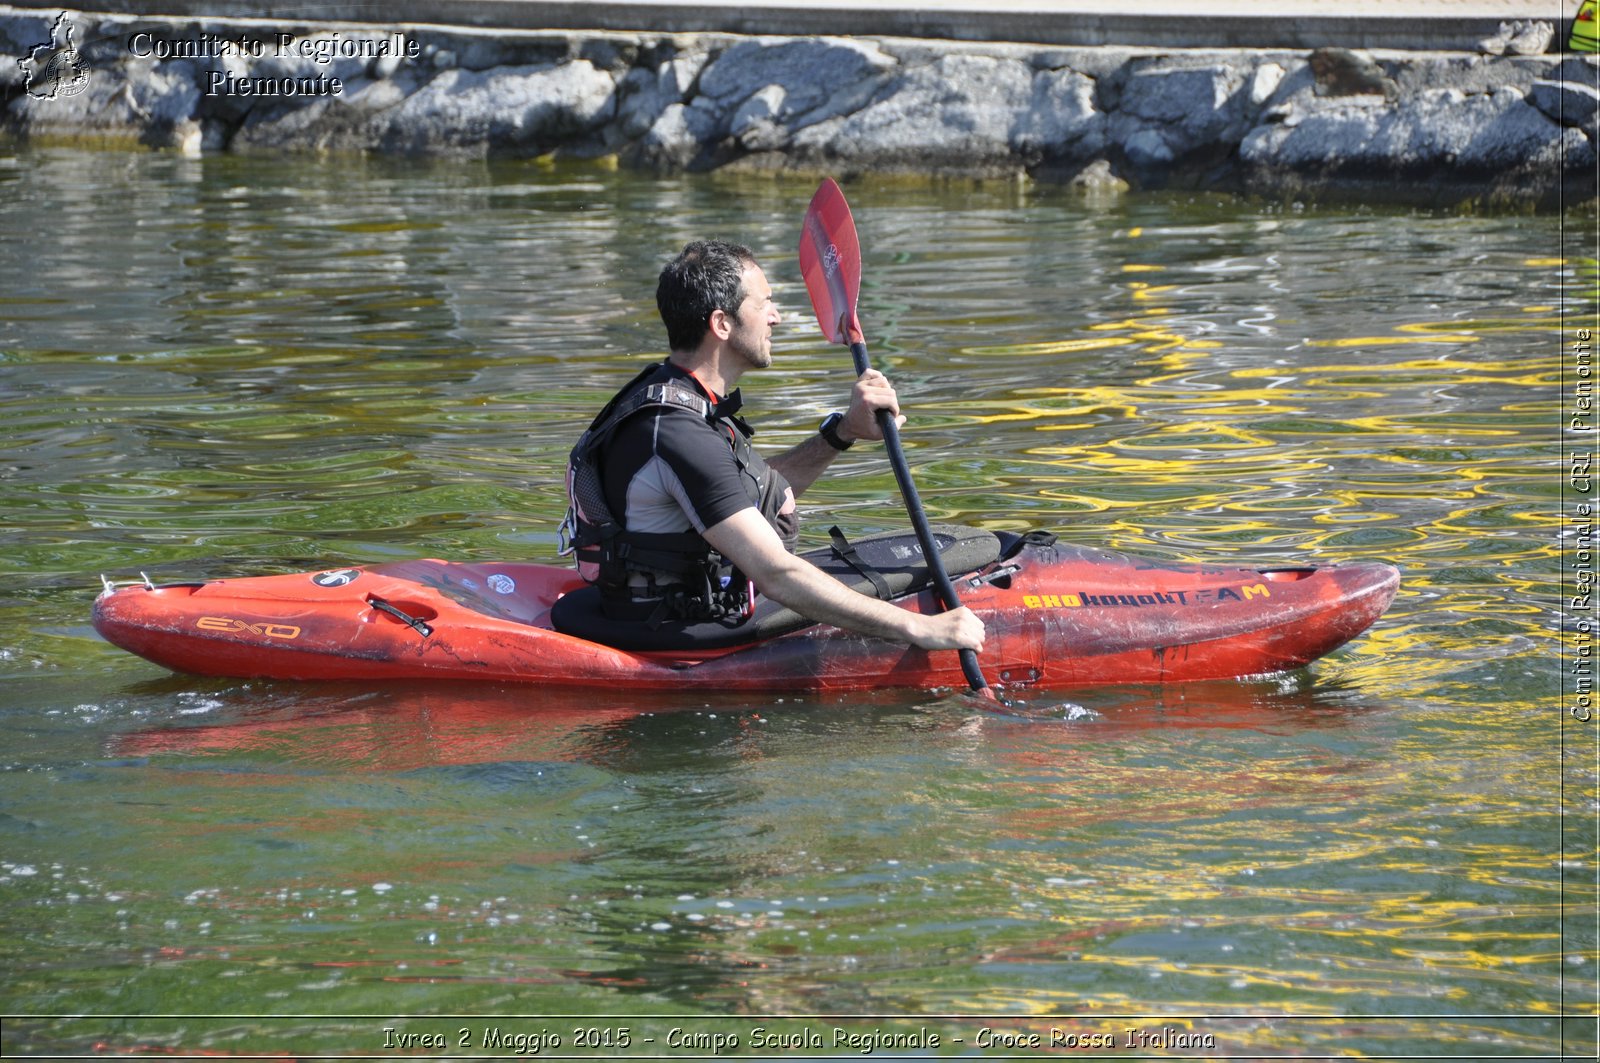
[798,178,994,700]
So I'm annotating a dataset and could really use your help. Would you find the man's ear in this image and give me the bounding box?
[707,307,734,341]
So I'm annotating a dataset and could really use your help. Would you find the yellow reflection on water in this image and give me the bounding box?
[932,232,1577,1032]
[959,337,1135,357]
[926,263,1561,719]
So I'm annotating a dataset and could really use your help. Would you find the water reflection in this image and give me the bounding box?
[106,672,1377,770]
[0,147,1586,1056]
[95,673,1415,1018]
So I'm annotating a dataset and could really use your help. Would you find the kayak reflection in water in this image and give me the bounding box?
[561,239,984,653]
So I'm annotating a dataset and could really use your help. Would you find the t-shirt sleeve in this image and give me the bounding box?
[647,409,757,532]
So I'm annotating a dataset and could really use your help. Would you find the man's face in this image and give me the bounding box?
[726,263,781,370]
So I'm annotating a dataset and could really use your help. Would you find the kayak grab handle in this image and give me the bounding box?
[967,563,1022,590]
[365,594,434,639]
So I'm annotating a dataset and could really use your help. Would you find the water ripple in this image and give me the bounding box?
[0,151,1585,1054]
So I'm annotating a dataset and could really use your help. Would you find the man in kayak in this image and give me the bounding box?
[564,239,985,652]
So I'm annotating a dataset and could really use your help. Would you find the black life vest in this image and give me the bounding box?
[561,363,797,621]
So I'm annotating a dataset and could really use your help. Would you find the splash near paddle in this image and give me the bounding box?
[798,178,995,698]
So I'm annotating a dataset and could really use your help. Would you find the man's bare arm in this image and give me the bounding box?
[766,368,904,497]
[703,508,984,652]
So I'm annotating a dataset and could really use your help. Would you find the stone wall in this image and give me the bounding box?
[2,6,1594,207]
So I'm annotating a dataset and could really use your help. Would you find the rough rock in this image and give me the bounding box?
[251,32,374,86]
[616,52,706,138]
[1389,53,1549,97]
[0,5,1589,207]
[638,98,722,169]
[1247,62,1286,107]
[792,53,1035,176]
[729,83,788,149]
[380,61,615,155]
[231,76,412,152]
[0,12,54,87]
[1011,67,1104,159]
[1309,48,1396,98]
[1106,58,1250,171]
[697,37,894,132]
[1242,83,1577,179]
[1529,57,1600,137]
[10,51,199,142]
[1067,157,1130,194]
[1530,78,1600,136]
[404,28,569,73]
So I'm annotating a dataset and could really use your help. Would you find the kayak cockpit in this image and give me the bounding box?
[549,524,1005,652]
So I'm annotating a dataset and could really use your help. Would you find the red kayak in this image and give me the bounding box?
[92,526,1398,693]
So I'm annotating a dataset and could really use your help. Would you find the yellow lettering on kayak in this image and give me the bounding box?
[197,616,302,639]
[1023,594,1083,609]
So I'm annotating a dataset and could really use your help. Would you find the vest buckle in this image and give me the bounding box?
[557,507,577,556]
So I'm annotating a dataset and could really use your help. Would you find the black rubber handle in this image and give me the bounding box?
[850,341,988,693]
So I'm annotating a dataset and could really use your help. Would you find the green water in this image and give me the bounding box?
[0,146,1593,1059]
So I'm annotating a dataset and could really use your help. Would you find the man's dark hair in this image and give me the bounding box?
[656,240,758,353]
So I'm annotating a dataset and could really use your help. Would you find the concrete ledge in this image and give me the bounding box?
[0,0,1570,52]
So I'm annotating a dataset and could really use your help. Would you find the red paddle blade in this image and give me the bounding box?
[798,178,864,345]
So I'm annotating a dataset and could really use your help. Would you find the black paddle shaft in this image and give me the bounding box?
[850,340,989,693]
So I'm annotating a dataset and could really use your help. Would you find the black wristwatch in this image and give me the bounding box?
[818,411,854,451]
